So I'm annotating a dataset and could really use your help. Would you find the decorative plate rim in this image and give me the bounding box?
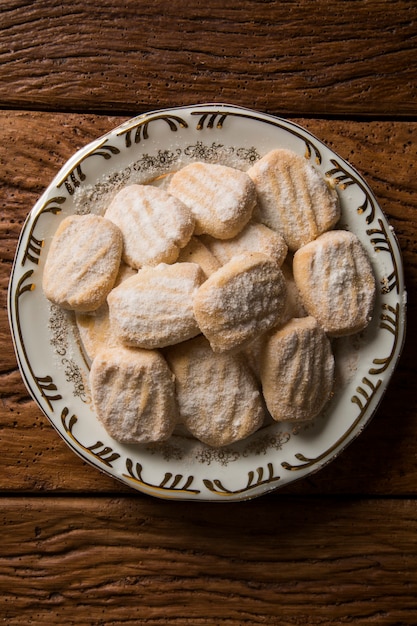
[8,103,407,501]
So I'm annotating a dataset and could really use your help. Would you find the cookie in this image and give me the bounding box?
[248,149,340,251]
[168,161,256,239]
[165,335,265,447]
[193,252,287,353]
[201,221,288,267]
[293,230,376,336]
[260,316,335,422]
[42,214,123,312]
[75,263,136,360]
[108,262,205,349]
[176,236,221,277]
[90,346,178,444]
[105,183,194,268]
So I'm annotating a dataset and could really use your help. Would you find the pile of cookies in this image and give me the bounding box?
[42,149,376,447]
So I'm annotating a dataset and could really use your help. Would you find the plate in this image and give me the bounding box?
[8,104,406,501]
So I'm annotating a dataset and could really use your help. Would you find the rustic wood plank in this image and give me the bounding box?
[0,0,416,116]
[1,111,415,495]
[1,496,417,624]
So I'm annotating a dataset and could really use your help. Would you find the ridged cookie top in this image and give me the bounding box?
[168,161,256,239]
[105,184,194,268]
[165,335,265,447]
[248,149,340,251]
[42,214,123,312]
[293,230,376,336]
[260,316,335,422]
[108,262,205,349]
[90,346,178,444]
[193,252,287,352]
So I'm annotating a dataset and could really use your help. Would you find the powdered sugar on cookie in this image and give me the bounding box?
[108,262,205,349]
[193,253,287,353]
[248,148,340,251]
[43,214,123,312]
[293,230,376,336]
[168,161,256,239]
[105,184,194,268]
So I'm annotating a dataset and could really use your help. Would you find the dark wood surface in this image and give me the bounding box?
[1,1,416,623]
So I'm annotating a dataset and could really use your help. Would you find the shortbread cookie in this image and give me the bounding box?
[165,335,265,447]
[108,262,205,349]
[260,316,335,422]
[75,263,136,360]
[105,184,194,268]
[293,230,376,336]
[248,149,340,251]
[168,162,256,239]
[193,252,287,353]
[177,236,221,277]
[43,214,123,312]
[201,221,288,267]
[90,346,178,444]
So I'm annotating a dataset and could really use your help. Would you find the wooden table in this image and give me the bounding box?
[1,1,416,623]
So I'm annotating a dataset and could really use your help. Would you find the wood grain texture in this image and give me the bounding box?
[0,0,416,116]
[0,110,416,496]
[1,497,417,624]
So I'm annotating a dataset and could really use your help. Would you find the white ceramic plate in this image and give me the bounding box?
[8,104,406,501]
